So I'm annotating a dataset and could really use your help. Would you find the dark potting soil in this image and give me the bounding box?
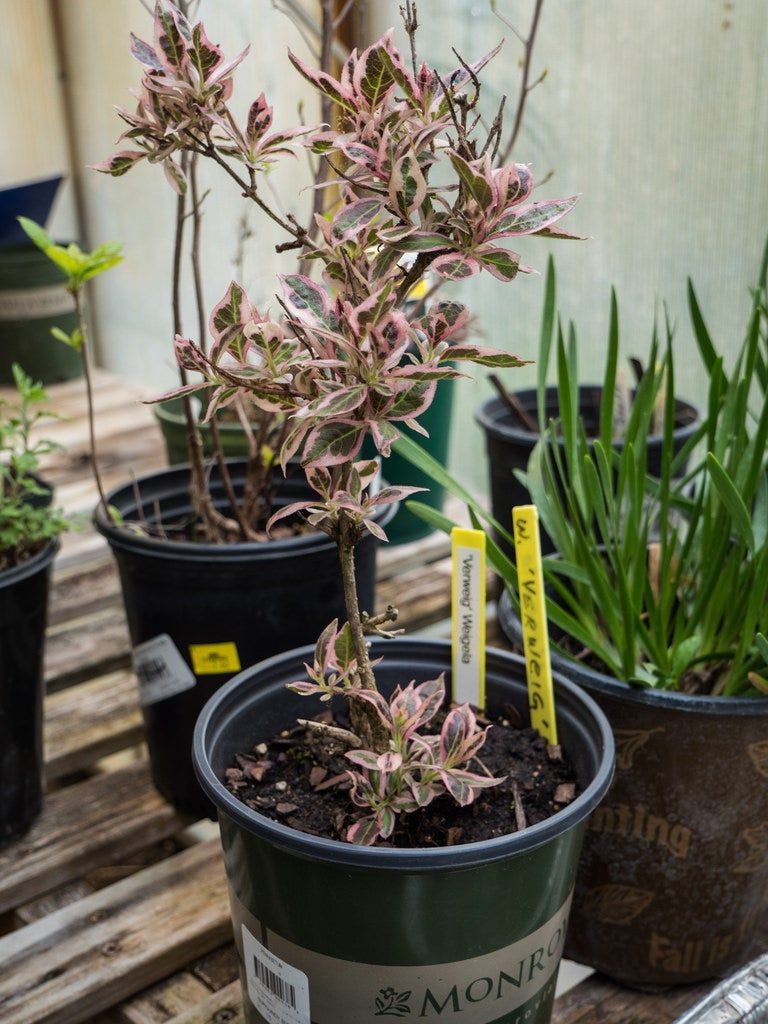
[224,707,578,847]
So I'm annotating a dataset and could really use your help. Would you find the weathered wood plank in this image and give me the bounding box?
[46,606,130,691]
[0,762,185,915]
[162,982,243,1024]
[118,974,214,1024]
[15,839,180,926]
[49,555,120,626]
[118,946,239,1024]
[552,973,709,1023]
[0,840,230,1024]
[45,670,142,778]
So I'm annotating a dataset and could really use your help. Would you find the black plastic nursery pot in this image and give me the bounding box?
[193,638,614,1024]
[498,591,768,989]
[95,459,393,820]
[475,386,699,555]
[0,539,58,844]
[0,243,82,384]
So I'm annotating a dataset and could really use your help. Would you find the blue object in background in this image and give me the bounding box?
[0,175,63,247]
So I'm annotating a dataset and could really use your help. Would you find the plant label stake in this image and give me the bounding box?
[451,527,486,709]
[512,505,558,744]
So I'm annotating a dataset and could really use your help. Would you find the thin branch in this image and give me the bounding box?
[488,372,538,431]
[72,291,109,516]
[333,0,356,31]
[498,0,546,165]
[400,0,419,79]
[189,154,255,541]
[297,719,362,748]
[299,0,334,274]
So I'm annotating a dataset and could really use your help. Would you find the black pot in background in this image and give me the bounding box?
[193,639,614,1024]
[476,386,699,555]
[0,539,58,844]
[95,459,394,820]
[498,591,768,989]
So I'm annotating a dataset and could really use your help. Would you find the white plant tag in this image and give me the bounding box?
[132,634,196,706]
[242,924,311,1024]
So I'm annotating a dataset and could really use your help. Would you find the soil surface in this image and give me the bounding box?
[225,706,578,847]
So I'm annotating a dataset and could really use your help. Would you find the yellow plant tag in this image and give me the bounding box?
[189,642,241,676]
[451,527,486,709]
[512,506,558,744]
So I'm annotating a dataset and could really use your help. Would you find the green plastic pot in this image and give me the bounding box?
[362,378,454,545]
[193,639,614,1024]
[154,397,259,464]
[0,243,81,384]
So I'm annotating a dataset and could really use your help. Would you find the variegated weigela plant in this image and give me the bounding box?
[101,2,578,843]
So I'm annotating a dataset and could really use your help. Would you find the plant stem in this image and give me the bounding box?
[172,156,225,542]
[497,0,545,165]
[189,154,255,541]
[298,0,334,276]
[72,290,109,517]
[337,511,389,752]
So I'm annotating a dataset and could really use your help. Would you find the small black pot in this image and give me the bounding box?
[95,460,394,819]
[498,591,768,989]
[475,386,699,555]
[193,638,614,1024]
[0,539,58,844]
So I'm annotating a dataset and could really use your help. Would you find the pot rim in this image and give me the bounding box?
[193,637,615,870]
[0,537,59,588]
[474,388,700,446]
[498,588,768,714]
[94,459,396,562]
[153,397,258,433]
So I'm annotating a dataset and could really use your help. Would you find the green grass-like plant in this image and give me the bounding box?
[398,243,768,697]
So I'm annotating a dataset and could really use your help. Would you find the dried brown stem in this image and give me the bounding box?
[488,372,538,431]
[172,156,222,542]
[299,0,334,275]
[189,154,255,541]
[400,0,418,79]
[297,719,362,748]
[498,0,545,165]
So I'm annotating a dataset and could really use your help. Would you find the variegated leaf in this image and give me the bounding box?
[331,198,382,243]
[303,421,365,467]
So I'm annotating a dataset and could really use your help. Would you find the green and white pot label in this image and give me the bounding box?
[0,285,74,321]
[235,892,571,1024]
[132,633,196,706]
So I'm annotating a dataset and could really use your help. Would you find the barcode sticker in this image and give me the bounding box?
[242,924,311,1024]
[132,634,196,707]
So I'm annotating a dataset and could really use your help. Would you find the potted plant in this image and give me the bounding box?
[20,2,400,820]
[160,16,616,1024]
[407,248,768,988]
[475,259,700,554]
[0,177,82,385]
[0,364,67,842]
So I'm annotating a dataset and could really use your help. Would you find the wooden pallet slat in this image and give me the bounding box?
[551,973,708,1023]
[0,840,230,1024]
[0,762,185,916]
[46,670,142,778]
[46,607,130,691]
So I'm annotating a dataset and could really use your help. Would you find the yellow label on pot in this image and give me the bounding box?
[189,642,241,675]
[451,527,486,710]
[512,506,558,745]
